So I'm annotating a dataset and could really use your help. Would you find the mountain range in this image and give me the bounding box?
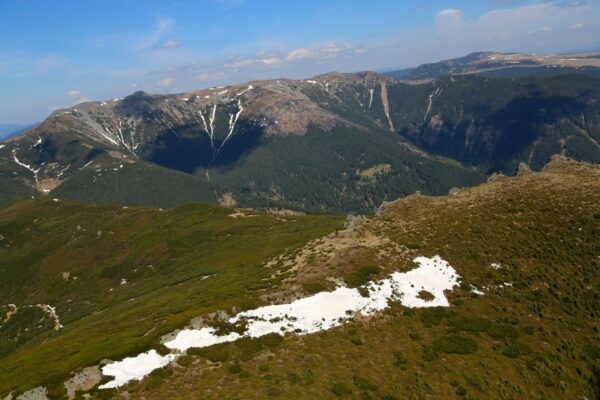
[385,51,600,82]
[1,51,600,214]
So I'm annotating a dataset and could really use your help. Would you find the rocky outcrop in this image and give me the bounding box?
[63,367,102,400]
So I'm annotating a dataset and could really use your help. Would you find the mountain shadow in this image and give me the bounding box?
[147,119,265,174]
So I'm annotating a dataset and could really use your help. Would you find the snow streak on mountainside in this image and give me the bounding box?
[0,71,397,196]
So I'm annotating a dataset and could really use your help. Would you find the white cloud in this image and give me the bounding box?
[434,1,598,53]
[161,40,181,49]
[287,48,315,61]
[257,57,282,66]
[436,9,465,37]
[156,77,174,87]
[67,90,81,97]
[572,22,585,29]
[224,59,254,69]
[285,43,363,62]
[194,72,226,82]
[136,18,174,51]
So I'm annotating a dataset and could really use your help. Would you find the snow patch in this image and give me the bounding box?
[221,99,243,149]
[166,330,240,353]
[99,351,176,389]
[236,85,254,96]
[81,160,93,170]
[198,105,217,150]
[12,150,40,182]
[167,255,459,350]
[37,304,63,331]
[100,256,461,388]
[471,286,485,296]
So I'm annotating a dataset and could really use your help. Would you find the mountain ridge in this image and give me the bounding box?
[2,52,600,213]
[385,51,600,82]
[0,70,485,213]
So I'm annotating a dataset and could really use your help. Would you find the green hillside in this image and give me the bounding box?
[1,158,598,399]
[120,158,600,400]
[0,199,341,396]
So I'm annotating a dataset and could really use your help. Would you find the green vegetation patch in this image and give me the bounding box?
[0,198,341,395]
[358,164,392,180]
[344,264,380,287]
[433,335,480,355]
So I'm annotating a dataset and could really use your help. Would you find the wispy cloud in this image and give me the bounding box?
[436,9,464,37]
[209,0,245,9]
[161,39,181,49]
[136,18,174,51]
[286,48,315,61]
[5,54,70,77]
[156,77,174,87]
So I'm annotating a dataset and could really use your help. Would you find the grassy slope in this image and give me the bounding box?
[126,158,600,400]
[0,199,342,395]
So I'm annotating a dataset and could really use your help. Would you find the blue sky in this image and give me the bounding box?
[1,0,599,123]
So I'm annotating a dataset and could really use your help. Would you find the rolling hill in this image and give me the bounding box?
[1,156,598,399]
